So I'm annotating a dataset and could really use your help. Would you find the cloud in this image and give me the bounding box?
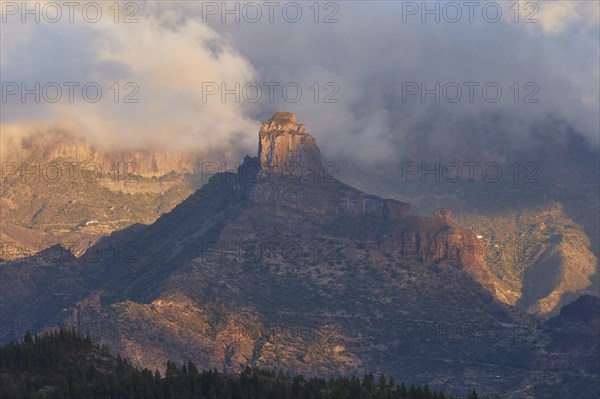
[1,1,598,165]
[528,0,599,34]
[1,2,260,159]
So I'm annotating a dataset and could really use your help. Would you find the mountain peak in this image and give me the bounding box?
[258,112,321,176]
[269,111,297,125]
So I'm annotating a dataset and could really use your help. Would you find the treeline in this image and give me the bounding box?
[0,329,487,399]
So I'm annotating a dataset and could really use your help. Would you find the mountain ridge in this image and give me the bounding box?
[1,113,598,397]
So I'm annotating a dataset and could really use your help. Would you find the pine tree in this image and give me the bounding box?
[24,331,34,345]
[467,390,479,399]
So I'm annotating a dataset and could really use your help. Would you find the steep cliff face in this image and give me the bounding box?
[258,112,322,178]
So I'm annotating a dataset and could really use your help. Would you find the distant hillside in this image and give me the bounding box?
[335,142,599,316]
[1,129,211,259]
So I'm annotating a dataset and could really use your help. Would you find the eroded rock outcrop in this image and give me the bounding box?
[240,113,411,220]
[258,112,322,178]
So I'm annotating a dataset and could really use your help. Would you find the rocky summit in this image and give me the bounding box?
[1,113,597,398]
[257,112,322,178]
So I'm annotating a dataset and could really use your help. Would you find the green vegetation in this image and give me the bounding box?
[0,329,487,399]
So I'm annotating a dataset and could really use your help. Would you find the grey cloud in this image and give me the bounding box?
[1,1,598,166]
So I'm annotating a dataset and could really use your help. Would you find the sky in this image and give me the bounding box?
[1,0,599,164]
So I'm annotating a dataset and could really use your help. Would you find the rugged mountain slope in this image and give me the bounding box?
[2,113,597,398]
[459,205,598,314]
[337,144,599,316]
[2,119,597,319]
[0,129,210,259]
[527,295,600,398]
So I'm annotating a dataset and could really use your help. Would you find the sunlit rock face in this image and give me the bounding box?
[258,112,322,179]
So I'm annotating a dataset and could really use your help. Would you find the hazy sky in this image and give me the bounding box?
[1,1,598,163]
